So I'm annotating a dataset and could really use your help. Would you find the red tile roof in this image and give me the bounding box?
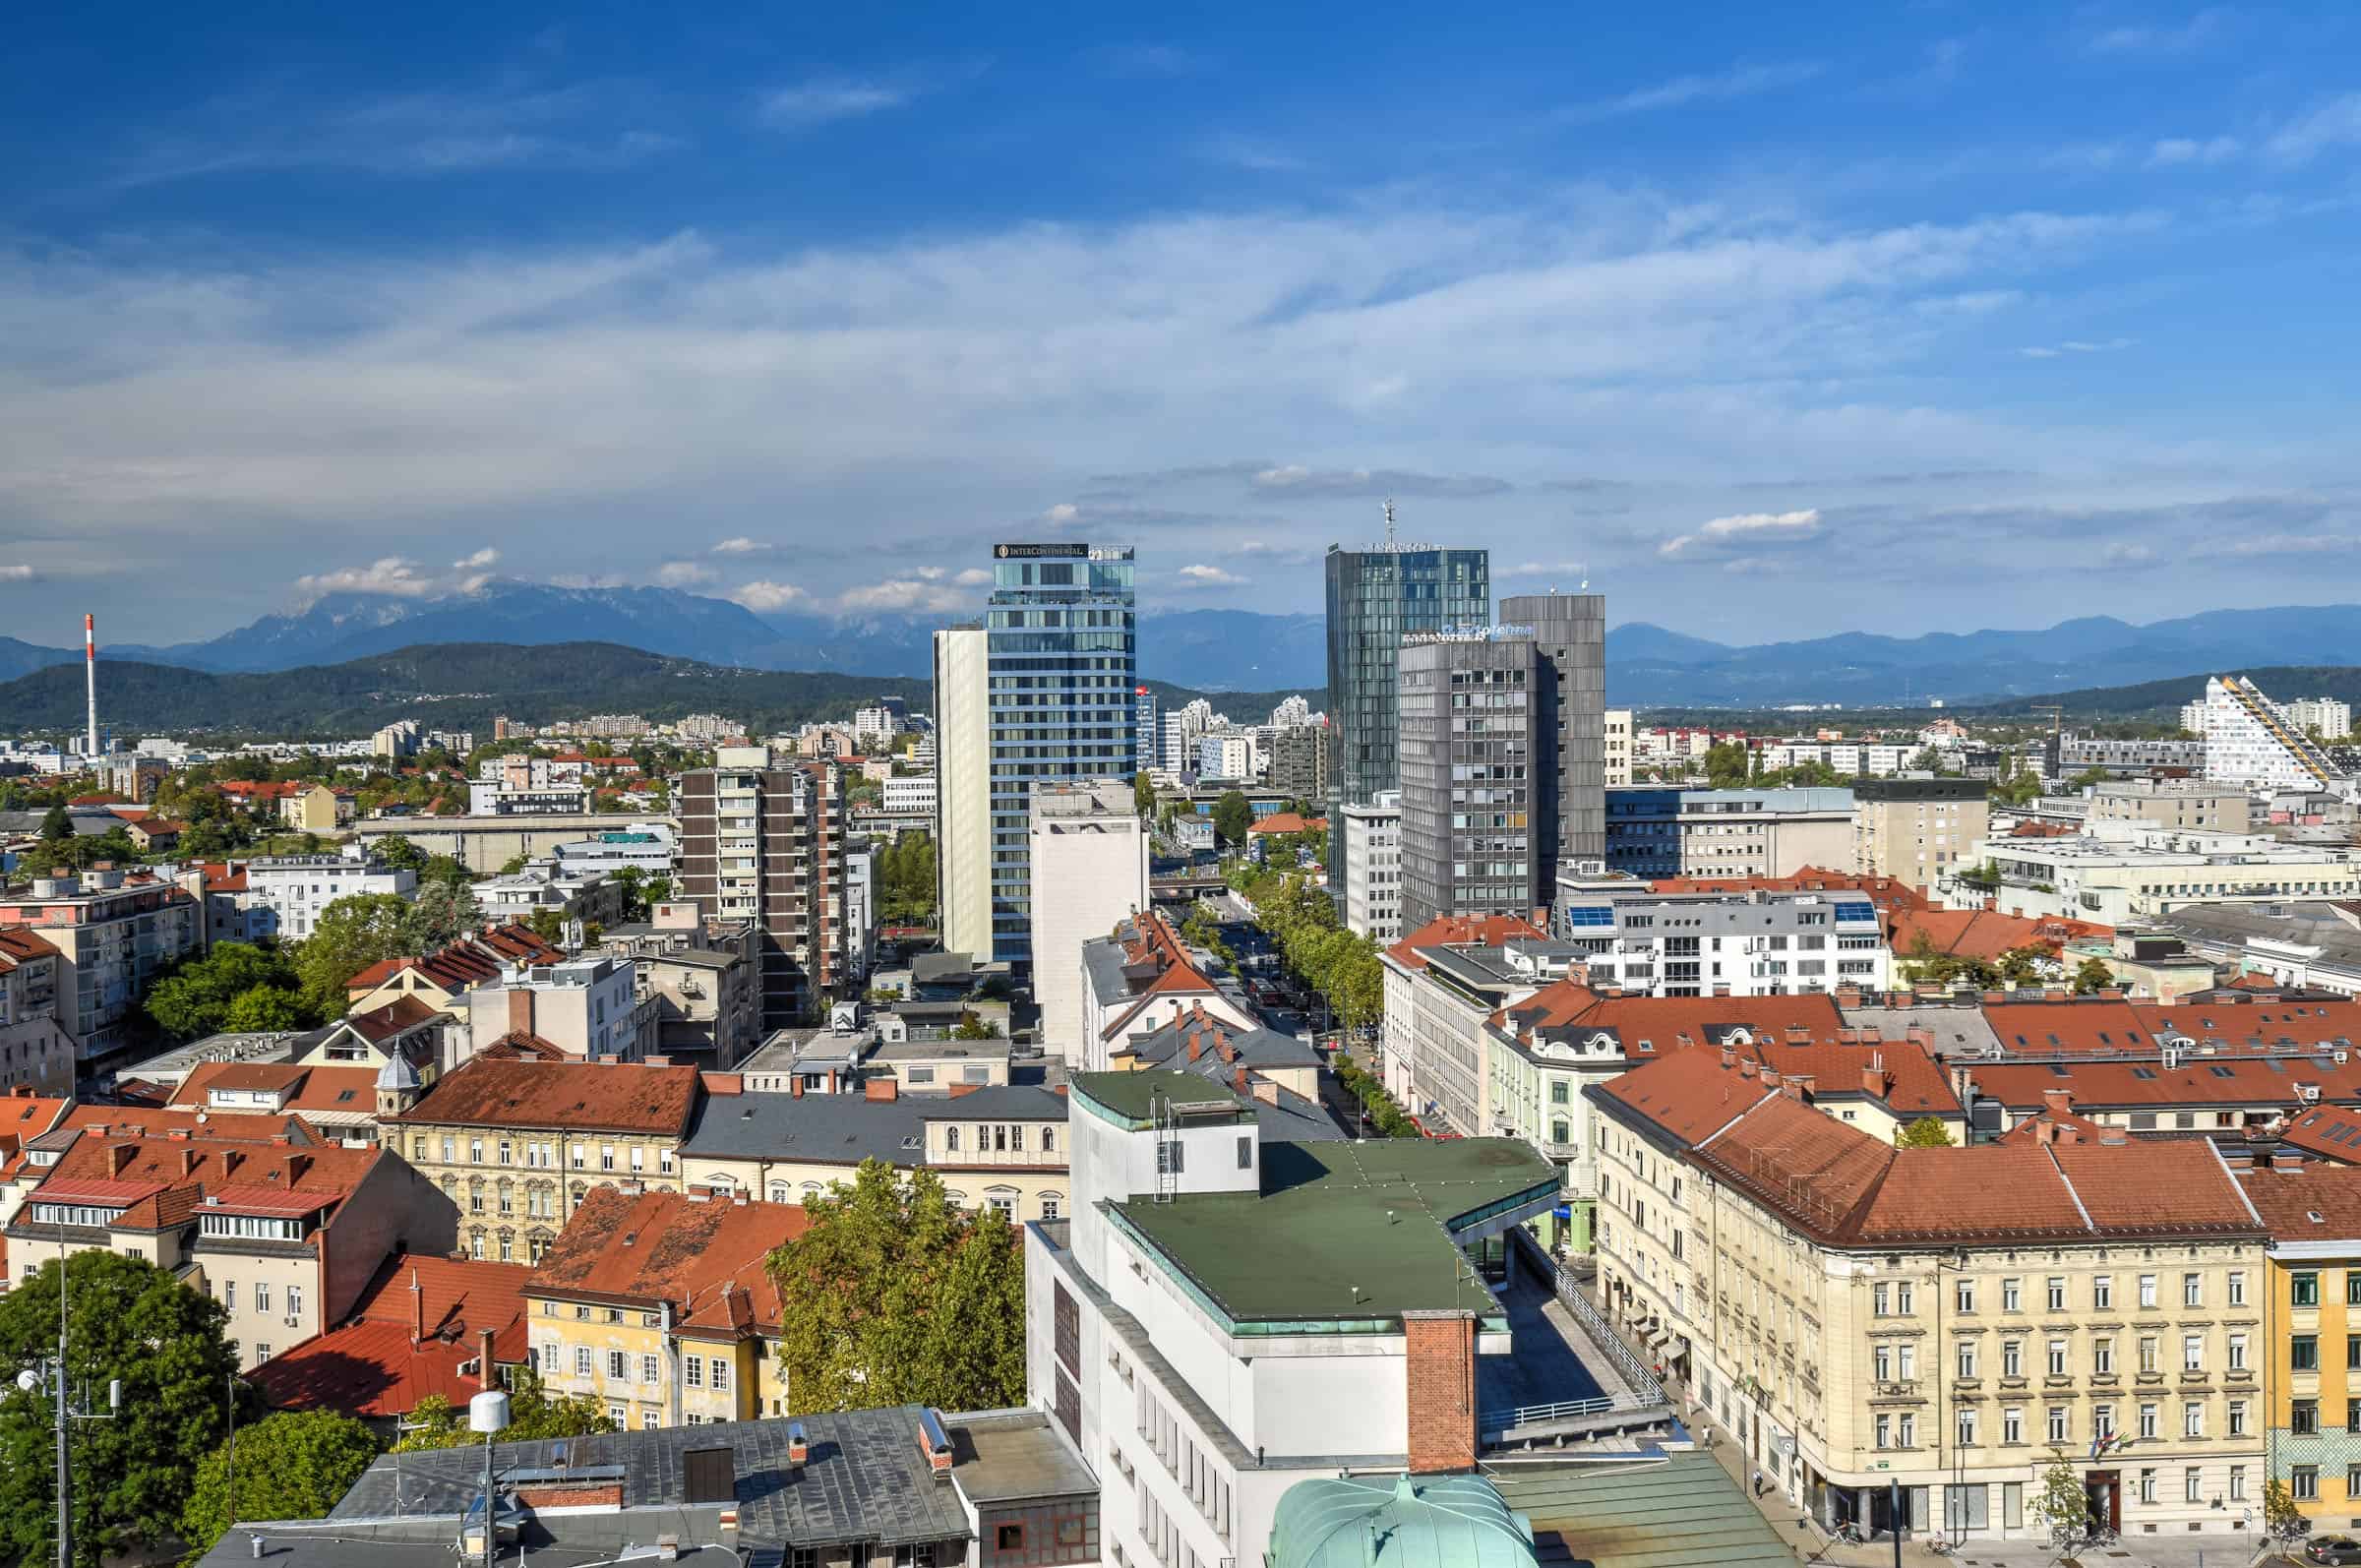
[169,1062,382,1116]
[387,1056,702,1134]
[49,1105,324,1142]
[1247,813,1326,835]
[1384,912,1549,971]
[2281,1104,2361,1165]
[1889,906,2112,963]
[2237,1164,2361,1237]
[526,1186,807,1337]
[1997,1103,2129,1145]
[20,1132,382,1238]
[345,924,568,995]
[1972,1053,2361,1114]
[0,929,60,968]
[247,1253,535,1418]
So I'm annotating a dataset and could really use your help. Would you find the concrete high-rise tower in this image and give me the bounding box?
[933,624,993,960]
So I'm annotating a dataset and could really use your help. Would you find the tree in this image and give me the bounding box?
[372,834,427,873]
[612,866,649,923]
[2071,957,2115,995]
[2031,1451,2091,1544]
[293,892,413,1016]
[417,854,473,891]
[400,879,483,952]
[2264,1476,2306,1538]
[1211,790,1254,849]
[223,986,308,1032]
[497,851,531,875]
[1702,741,1751,789]
[1997,945,2048,989]
[0,1252,240,1567]
[37,805,71,841]
[1895,1116,1955,1148]
[2069,766,2111,790]
[950,1013,1001,1041]
[392,1368,612,1451]
[1133,771,1156,817]
[181,1411,380,1553]
[144,944,309,1040]
[768,1161,1025,1415]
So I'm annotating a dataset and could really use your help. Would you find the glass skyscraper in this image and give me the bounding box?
[986,542,1137,965]
[1324,539,1489,905]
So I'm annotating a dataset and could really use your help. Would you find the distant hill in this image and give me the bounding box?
[0,641,1323,741]
[1960,665,2361,723]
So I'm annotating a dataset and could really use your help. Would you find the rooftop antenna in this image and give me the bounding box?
[1383,499,1397,549]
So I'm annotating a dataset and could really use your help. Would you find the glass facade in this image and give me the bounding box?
[1324,545,1489,897]
[986,545,1137,964]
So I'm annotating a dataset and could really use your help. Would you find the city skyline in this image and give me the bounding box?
[4,3,2360,642]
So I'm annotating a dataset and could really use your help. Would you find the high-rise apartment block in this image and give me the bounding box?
[677,747,849,1031]
[1132,687,1159,774]
[1323,533,1488,903]
[1028,781,1151,1063]
[1393,595,1604,933]
[1851,777,1990,892]
[1267,722,1329,805]
[1340,792,1404,941]
[933,626,993,959]
[2204,675,2346,791]
[982,543,1136,966]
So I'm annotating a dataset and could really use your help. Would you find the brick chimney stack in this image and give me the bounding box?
[1404,1310,1478,1474]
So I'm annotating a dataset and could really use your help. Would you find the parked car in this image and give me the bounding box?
[2304,1536,2361,1565]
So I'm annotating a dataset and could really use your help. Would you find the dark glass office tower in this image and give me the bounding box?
[1323,536,1489,904]
[985,543,1137,966]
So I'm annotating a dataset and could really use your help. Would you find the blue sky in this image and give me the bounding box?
[4,1,2359,645]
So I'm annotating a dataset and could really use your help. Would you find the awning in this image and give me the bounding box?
[1647,1329,1674,1351]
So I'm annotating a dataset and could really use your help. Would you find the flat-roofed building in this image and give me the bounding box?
[1604,786,1856,881]
[1852,777,1990,892]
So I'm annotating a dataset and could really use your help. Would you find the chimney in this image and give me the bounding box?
[1737,1058,1759,1079]
[221,1149,242,1178]
[2098,988,2125,1000]
[2273,1150,2307,1172]
[1250,1079,1280,1107]
[1837,985,1862,1008]
[1907,1024,1933,1049]
[864,1076,898,1102]
[285,1152,312,1185]
[1787,1072,1815,1099]
[411,1267,425,1347]
[2041,1087,2074,1115]
[946,1082,979,1098]
[1983,896,1997,913]
[181,1148,201,1177]
[1713,984,1731,997]
[1403,1310,1479,1474]
[1187,1030,1202,1062]
[508,989,534,1036]
[109,1143,138,1176]
[1233,1064,1250,1095]
[1760,1067,1783,1090]
[479,1328,497,1387]
[791,1076,804,1099]
[1861,1065,1890,1097]
[1719,1047,1737,1070]
[1949,1063,1976,1105]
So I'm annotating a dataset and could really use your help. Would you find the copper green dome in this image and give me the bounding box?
[1269,1473,1538,1568]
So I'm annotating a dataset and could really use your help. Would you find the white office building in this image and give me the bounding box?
[882,773,938,816]
[1024,1071,1559,1568]
[239,857,417,942]
[933,626,993,961]
[2287,696,2354,741]
[1196,731,1255,782]
[1550,878,1893,996]
[1341,792,1404,942]
[551,825,677,876]
[1029,783,1150,1063]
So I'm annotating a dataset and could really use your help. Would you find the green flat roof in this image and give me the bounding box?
[1490,1451,1795,1568]
[1109,1138,1555,1330]
[1072,1069,1246,1125]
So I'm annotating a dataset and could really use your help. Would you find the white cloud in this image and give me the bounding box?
[1176,564,1243,587]
[1504,559,1590,577]
[1660,510,1824,560]
[1563,60,1822,122]
[954,568,993,585]
[710,536,770,555]
[2149,136,2241,166]
[838,577,970,613]
[0,564,34,581]
[758,77,912,130]
[2022,337,2136,358]
[2101,541,2155,565]
[453,547,500,570]
[912,566,947,581]
[1250,465,1511,498]
[2267,94,2361,164]
[293,556,444,599]
[725,580,806,612]
[2086,9,2232,55]
[655,560,717,586]
[1043,503,1080,522]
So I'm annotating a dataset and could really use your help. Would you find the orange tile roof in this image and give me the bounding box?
[246,1253,536,1418]
[1889,906,2111,963]
[387,1056,701,1134]
[0,929,60,967]
[50,1105,324,1142]
[1972,1053,2361,1113]
[526,1186,807,1337]
[23,1132,381,1237]
[2281,1104,2361,1165]
[1996,1104,2128,1145]
[2237,1164,2361,1236]
[1247,813,1326,835]
[2134,996,2361,1053]
[169,1061,381,1116]
[1384,912,1549,971]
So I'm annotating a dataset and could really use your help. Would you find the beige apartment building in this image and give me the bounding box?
[1853,778,1990,892]
[0,869,204,1067]
[1589,1049,2269,1543]
[379,1056,704,1262]
[1604,708,1634,787]
[2085,781,2252,834]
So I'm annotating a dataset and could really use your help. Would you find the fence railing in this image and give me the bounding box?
[1510,1228,1667,1406]
[1478,1394,1622,1432]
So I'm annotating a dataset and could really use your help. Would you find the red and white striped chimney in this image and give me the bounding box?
[84,613,97,760]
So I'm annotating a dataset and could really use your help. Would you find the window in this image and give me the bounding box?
[1957,1408,1977,1447]
[2185,1272,2204,1307]
[2093,1405,2115,1442]
[2138,1403,2158,1441]
[1237,1136,1252,1170]
[2003,1408,2024,1444]
[1958,1342,1977,1379]
[2185,1403,2204,1438]
[996,1527,1026,1553]
[255,1283,271,1313]
[2003,1339,2024,1377]
[2229,1466,2247,1501]
[2046,1277,2066,1311]
[2188,1468,2204,1505]
[286,1285,302,1318]
[470,1138,484,1164]
[2230,1401,2249,1437]
[607,1351,627,1379]
[575,1347,592,1376]
[710,1359,729,1392]
[2294,1335,2320,1372]
[2047,1338,2069,1375]
[1041,1194,1061,1221]
[2184,1334,2204,1372]
[1875,1415,1893,1450]
[2295,1467,2320,1501]
[1873,1284,1889,1316]
[1876,1345,1893,1380]
[1897,1282,1914,1314]
[2093,1338,2114,1375]
[1956,1278,1976,1313]
[223,1282,236,1311]
[2139,1336,2159,1373]
[2139,1469,2156,1505]
[685,1357,704,1389]
[2348,1335,2361,1371]
[2002,1277,2022,1312]
[2092,1275,2113,1310]
[2229,1270,2247,1306]
[256,1344,270,1362]
[2048,1407,2070,1444]
[2295,1271,2321,1307]
[641,1354,659,1383]
[1899,1343,1916,1379]
[2139,1274,2157,1309]
[2294,1400,2320,1436]
[946,1127,959,1152]
[1156,1140,1184,1175]
[2230,1333,2249,1370]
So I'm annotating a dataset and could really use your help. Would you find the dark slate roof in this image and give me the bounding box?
[911,952,977,986]
[199,1514,745,1568]
[1081,938,1133,1006]
[913,1085,1068,1121]
[1255,1089,1348,1142]
[1121,1011,1320,1072]
[322,1408,1010,1547]
[680,1091,933,1167]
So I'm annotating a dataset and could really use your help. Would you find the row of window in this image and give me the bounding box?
[1878,1400,2253,1450]
[1901,1329,2254,1379]
[416,1135,675,1175]
[1877,1270,2250,1316]
[543,1344,733,1391]
[216,1279,301,1316]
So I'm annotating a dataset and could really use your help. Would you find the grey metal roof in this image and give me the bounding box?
[911,952,977,985]
[198,1513,747,1568]
[1120,1013,1320,1071]
[1081,937,1134,1006]
[1255,1091,1348,1141]
[913,1085,1068,1121]
[1489,1449,1794,1568]
[681,1091,934,1167]
[320,1407,1035,1548]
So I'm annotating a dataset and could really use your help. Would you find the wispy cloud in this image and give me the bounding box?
[839,575,971,613]
[1250,466,1511,499]
[0,564,35,582]
[710,536,771,555]
[2085,8,2234,55]
[293,555,493,602]
[1660,510,1824,561]
[2148,135,2242,166]
[757,76,912,129]
[2267,93,2361,164]
[655,560,716,586]
[1200,135,1308,173]
[1176,564,1243,587]
[1560,60,1822,122]
[724,580,806,613]
[1504,559,1591,578]
[2019,337,2136,359]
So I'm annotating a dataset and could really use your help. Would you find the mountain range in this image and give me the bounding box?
[9,584,2361,706]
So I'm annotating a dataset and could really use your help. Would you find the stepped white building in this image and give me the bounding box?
[2203,675,2350,793]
